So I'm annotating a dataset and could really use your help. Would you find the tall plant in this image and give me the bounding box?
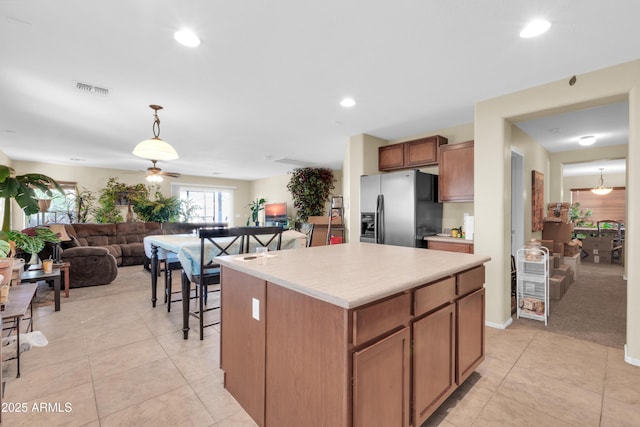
[286,168,335,222]
[0,165,63,233]
[133,191,182,223]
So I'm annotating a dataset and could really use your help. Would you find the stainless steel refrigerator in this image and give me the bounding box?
[360,170,442,247]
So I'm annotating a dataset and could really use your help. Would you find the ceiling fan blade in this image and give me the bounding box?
[160,171,181,178]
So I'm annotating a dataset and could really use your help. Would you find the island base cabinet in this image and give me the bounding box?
[413,303,456,426]
[353,327,411,427]
[456,287,485,384]
[220,268,266,426]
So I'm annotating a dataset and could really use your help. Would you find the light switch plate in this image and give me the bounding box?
[252,298,260,321]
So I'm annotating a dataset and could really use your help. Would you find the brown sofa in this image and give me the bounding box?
[50,222,218,288]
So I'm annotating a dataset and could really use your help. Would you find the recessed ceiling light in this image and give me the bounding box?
[578,135,596,146]
[520,19,551,38]
[340,97,356,108]
[174,29,201,47]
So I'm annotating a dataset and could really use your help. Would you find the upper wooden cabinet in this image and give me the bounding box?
[379,135,448,171]
[438,140,474,202]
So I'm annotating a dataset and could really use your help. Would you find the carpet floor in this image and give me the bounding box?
[511,261,627,348]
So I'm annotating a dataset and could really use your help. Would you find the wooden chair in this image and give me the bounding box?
[182,227,246,340]
[236,226,284,253]
[165,223,228,313]
[299,223,315,247]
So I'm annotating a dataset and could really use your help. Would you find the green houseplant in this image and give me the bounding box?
[94,177,148,223]
[7,227,60,264]
[133,191,182,223]
[247,198,266,226]
[286,168,335,222]
[0,165,63,232]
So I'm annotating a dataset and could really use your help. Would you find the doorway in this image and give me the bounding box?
[510,149,524,258]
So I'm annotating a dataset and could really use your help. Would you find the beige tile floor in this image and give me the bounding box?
[2,266,640,426]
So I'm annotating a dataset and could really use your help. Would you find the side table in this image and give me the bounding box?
[20,268,61,312]
[1,283,37,377]
[53,262,71,298]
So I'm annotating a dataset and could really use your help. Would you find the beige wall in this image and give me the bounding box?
[10,160,252,228]
[562,172,626,200]
[392,123,476,232]
[475,59,639,365]
[250,170,344,226]
[511,125,551,243]
[549,144,628,201]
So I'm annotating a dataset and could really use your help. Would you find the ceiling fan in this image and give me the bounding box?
[145,159,181,183]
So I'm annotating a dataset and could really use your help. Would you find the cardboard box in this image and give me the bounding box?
[540,240,554,252]
[564,244,580,257]
[542,222,574,244]
[554,264,573,282]
[562,253,580,282]
[584,250,612,264]
[553,242,565,255]
[582,237,613,251]
[549,275,566,301]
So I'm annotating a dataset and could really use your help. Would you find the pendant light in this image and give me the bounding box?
[591,168,613,195]
[132,105,179,161]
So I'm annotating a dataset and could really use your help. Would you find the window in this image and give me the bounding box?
[26,181,77,226]
[570,187,626,223]
[172,184,234,224]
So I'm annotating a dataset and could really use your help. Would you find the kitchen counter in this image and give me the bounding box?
[424,235,474,244]
[217,242,490,427]
[215,242,488,308]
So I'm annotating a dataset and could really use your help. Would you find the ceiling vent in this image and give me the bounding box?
[273,157,315,167]
[74,81,109,96]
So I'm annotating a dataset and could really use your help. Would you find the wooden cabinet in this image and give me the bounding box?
[457,287,485,385]
[353,328,411,427]
[428,240,474,254]
[413,303,456,425]
[378,144,405,171]
[221,263,485,427]
[379,135,447,171]
[439,140,474,202]
[220,268,267,426]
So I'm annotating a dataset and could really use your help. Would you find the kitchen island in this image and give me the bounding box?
[216,242,491,427]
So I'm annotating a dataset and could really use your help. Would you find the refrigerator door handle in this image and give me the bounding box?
[378,194,385,244]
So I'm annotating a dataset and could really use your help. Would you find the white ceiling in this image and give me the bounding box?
[515,101,628,176]
[1,1,638,181]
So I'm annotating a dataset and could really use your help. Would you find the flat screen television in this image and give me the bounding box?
[264,202,287,226]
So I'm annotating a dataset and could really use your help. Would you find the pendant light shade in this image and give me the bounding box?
[591,168,613,195]
[133,105,179,161]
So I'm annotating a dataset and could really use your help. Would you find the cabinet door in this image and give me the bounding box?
[379,144,405,171]
[456,287,485,385]
[413,303,456,426]
[353,328,410,427]
[439,140,474,202]
[404,136,447,167]
[428,240,474,254]
[220,268,267,426]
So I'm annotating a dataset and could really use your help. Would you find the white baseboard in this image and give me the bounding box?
[624,345,640,366]
[486,317,513,329]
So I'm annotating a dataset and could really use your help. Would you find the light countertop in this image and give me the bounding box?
[216,242,490,309]
[424,235,474,244]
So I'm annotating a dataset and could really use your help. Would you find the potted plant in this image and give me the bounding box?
[94,177,148,223]
[247,198,266,226]
[0,165,63,232]
[286,168,335,222]
[7,227,60,265]
[133,191,182,223]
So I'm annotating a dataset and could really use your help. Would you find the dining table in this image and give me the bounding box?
[144,230,308,308]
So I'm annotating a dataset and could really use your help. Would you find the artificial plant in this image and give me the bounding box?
[0,165,63,232]
[247,198,266,226]
[286,168,335,222]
